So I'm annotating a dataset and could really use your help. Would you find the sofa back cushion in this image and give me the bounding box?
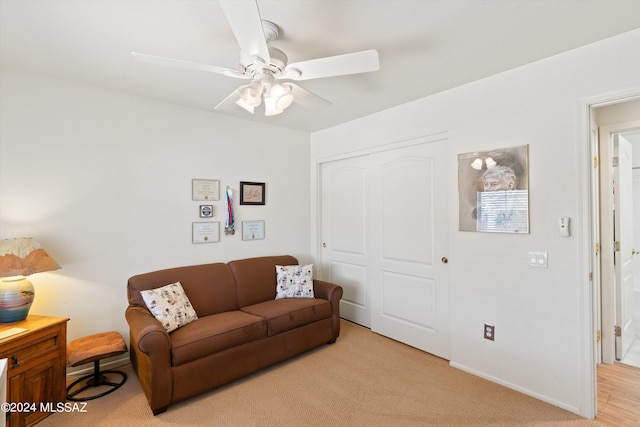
[128,263,238,317]
[228,255,298,307]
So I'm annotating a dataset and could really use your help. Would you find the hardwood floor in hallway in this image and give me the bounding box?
[596,362,640,426]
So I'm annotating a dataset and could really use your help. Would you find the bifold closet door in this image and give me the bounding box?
[320,155,371,327]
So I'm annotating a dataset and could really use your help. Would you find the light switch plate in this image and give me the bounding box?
[529,251,548,268]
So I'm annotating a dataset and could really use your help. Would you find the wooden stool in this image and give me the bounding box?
[66,331,128,401]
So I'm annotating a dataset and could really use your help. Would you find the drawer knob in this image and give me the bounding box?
[11,355,18,367]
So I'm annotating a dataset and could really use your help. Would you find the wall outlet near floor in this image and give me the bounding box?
[484,324,495,341]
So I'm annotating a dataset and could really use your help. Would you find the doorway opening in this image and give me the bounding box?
[591,100,640,368]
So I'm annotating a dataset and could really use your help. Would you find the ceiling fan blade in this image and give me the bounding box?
[288,83,331,110]
[284,50,379,81]
[131,52,247,79]
[214,88,243,110]
[218,0,270,66]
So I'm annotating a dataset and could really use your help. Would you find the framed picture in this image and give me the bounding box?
[240,182,265,205]
[199,205,214,218]
[192,222,220,243]
[458,145,529,233]
[192,179,220,201]
[242,220,265,241]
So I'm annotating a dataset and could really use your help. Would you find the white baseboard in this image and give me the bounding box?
[449,361,582,417]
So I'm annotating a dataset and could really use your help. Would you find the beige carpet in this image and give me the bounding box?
[40,320,604,426]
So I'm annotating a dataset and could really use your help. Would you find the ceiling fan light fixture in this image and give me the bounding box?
[263,83,294,116]
[263,96,283,116]
[239,81,263,107]
[235,97,255,114]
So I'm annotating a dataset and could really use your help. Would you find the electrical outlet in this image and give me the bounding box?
[484,324,495,341]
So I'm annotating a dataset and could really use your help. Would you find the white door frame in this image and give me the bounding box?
[578,87,640,419]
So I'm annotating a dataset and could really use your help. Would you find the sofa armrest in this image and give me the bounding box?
[126,306,170,354]
[313,279,343,343]
[125,306,172,414]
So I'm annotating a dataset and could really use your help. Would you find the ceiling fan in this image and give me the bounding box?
[131,0,379,116]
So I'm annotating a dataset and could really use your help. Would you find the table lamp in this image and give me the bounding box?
[0,238,60,323]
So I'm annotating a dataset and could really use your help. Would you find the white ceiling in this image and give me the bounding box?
[2,0,640,133]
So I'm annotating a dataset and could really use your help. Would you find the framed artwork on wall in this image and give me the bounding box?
[240,182,265,205]
[458,145,529,233]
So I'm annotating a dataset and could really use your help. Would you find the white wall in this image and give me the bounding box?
[0,70,310,357]
[310,29,640,417]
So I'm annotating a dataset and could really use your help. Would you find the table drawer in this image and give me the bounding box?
[0,328,62,370]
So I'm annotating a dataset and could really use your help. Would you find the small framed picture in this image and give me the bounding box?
[199,205,214,218]
[242,220,265,240]
[240,182,265,205]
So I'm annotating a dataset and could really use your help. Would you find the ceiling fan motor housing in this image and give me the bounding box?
[245,47,289,82]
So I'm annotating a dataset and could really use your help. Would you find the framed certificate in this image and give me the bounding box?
[192,222,220,243]
[192,179,220,201]
[242,220,265,241]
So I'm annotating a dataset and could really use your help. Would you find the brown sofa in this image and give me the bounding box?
[125,255,343,415]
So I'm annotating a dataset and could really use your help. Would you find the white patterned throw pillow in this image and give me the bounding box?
[275,264,314,299]
[140,282,198,332]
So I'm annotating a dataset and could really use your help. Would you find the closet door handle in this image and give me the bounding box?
[441,257,448,264]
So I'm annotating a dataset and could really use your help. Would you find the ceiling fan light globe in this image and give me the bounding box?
[267,83,294,111]
[235,97,255,114]
[240,82,263,107]
[263,96,283,116]
[276,93,294,110]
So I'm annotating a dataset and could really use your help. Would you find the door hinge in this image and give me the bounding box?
[615,326,622,337]
[596,330,601,342]
[615,241,620,252]
[612,156,619,167]
[593,156,598,168]
[595,242,600,255]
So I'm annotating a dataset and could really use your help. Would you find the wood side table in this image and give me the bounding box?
[0,315,69,427]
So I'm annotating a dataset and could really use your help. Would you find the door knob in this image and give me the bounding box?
[441,257,448,264]
[633,249,639,256]
[322,242,327,248]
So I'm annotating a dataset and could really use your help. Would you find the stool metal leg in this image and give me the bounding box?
[67,361,127,401]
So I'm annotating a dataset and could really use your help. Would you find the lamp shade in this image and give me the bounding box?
[0,238,60,323]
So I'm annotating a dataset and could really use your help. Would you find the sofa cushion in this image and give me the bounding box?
[140,282,198,332]
[229,255,298,307]
[240,298,331,336]
[275,264,314,299]
[170,311,267,366]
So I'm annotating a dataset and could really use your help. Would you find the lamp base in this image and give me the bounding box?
[0,276,34,323]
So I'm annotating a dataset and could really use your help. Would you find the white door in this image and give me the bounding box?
[369,141,450,359]
[320,155,371,327]
[614,134,635,360]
